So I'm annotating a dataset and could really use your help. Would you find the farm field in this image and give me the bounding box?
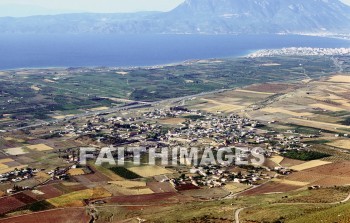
[234,89,275,95]
[239,182,302,196]
[4,147,28,155]
[0,165,28,175]
[186,71,350,137]
[24,184,65,200]
[261,108,312,117]
[327,139,350,150]
[279,158,306,167]
[127,165,173,178]
[67,168,85,176]
[26,144,54,152]
[272,179,309,187]
[327,75,350,83]
[103,184,154,196]
[224,183,252,193]
[147,182,177,193]
[269,155,284,165]
[103,180,155,196]
[290,160,332,171]
[0,197,26,215]
[289,118,350,133]
[195,98,246,113]
[0,208,91,223]
[244,83,298,93]
[286,162,350,186]
[159,118,186,125]
[47,187,112,207]
[108,180,146,188]
[88,106,109,111]
[180,188,230,199]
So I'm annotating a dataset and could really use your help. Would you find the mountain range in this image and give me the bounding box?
[1,0,350,34]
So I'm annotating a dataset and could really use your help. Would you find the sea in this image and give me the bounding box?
[0,34,349,70]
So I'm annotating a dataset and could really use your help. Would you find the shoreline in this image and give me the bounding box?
[1,33,350,72]
[0,55,241,72]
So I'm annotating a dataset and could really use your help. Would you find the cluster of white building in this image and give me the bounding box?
[247,47,350,58]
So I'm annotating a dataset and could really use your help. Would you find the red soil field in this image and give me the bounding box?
[24,184,65,200]
[83,172,110,182]
[312,176,350,187]
[304,162,350,176]
[286,172,325,183]
[12,193,38,204]
[239,182,301,196]
[0,208,90,223]
[73,167,111,184]
[263,159,280,169]
[147,182,177,193]
[175,183,200,191]
[286,162,350,186]
[53,183,87,194]
[0,197,26,215]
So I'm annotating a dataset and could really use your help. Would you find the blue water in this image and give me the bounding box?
[0,34,349,70]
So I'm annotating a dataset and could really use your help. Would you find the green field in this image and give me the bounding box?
[282,150,331,161]
[109,166,142,179]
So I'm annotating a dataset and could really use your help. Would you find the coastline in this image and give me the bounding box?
[1,33,349,72]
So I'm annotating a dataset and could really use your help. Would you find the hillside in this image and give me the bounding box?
[1,0,350,34]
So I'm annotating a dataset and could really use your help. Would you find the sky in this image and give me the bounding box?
[0,0,185,17]
[0,0,350,17]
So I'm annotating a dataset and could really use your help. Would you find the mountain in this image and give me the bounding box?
[165,0,350,33]
[1,0,350,34]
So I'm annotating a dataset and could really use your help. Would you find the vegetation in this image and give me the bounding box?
[305,140,332,145]
[286,124,337,134]
[109,166,141,179]
[47,188,111,207]
[288,201,350,223]
[183,115,205,120]
[340,117,350,126]
[26,201,54,212]
[282,150,330,161]
[0,56,339,129]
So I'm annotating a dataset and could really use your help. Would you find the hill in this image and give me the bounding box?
[1,0,350,34]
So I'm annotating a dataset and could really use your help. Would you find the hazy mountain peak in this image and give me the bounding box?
[1,0,350,34]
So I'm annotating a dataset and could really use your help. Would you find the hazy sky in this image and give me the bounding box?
[0,0,185,17]
[0,0,350,17]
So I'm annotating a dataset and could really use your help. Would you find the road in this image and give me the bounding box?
[234,208,246,223]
